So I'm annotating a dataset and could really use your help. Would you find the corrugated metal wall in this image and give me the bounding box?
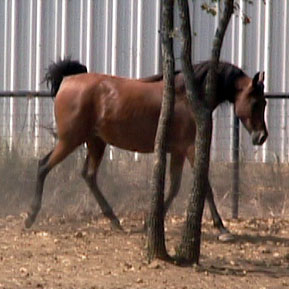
[0,0,289,162]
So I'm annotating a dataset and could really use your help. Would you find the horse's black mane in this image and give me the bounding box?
[140,61,246,103]
[140,61,245,82]
[44,57,87,96]
[139,70,181,83]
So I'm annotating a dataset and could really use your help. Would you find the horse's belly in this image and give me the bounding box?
[96,121,194,154]
[97,124,156,153]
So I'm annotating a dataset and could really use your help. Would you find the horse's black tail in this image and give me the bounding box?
[44,57,88,96]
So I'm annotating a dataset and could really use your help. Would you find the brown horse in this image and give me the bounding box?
[25,58,267,240]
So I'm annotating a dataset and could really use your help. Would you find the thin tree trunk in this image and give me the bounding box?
[205,0,235,108]
[177,110,212,263]
[147,0,175,262]
[177,0,234,264]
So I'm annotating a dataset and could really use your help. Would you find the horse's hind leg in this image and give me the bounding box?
[164,152,185,215]
[82,138,122,231]
[25,140,78,228]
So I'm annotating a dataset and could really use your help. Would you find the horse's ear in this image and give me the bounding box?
[258,71,265,83]
[253,71,265,87]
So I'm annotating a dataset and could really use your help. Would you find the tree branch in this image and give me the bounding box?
[177,0,203,113]
[206,0,234,108]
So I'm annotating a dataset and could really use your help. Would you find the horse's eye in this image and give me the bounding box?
[253,83,264,95]
[252,100,266,114]
[252,102,259,113]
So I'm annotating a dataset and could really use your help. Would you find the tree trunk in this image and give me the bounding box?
[177,111,212,263]
[177,0,234,264]
[147,0,175,262]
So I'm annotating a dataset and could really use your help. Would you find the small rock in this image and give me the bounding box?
[81,254,87,260]
[37,231,48,237]
[123,262,133,270]
[218,233,235,242]
[75,231,84,238]
[19,267,29,277]
[6,215,14,221]
[148,260,161,269]
[273,252,280,258]
[259,247,271,254]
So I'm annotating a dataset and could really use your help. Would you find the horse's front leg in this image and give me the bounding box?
[206,181,234,241]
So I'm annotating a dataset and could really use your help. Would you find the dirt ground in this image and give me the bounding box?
[0,214,288,289]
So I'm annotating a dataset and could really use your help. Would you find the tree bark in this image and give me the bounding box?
[177,0,234,264]
[147,0,175,262]
[205,0,235,109]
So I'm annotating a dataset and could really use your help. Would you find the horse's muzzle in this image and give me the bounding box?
[252,130,268,146]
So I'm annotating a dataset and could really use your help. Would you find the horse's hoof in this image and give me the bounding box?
[111,220,124,232]
[24,215,34,229]
[218,232,234,242]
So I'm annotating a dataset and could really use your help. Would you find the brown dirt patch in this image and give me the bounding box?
[0,215,289,289]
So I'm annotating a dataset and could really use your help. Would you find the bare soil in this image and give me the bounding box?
[0,215,288,289]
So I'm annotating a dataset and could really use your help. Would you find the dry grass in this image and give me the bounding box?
[0,144,288,220]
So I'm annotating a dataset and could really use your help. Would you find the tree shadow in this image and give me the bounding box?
[202,231,289,246]
[200,231,289,278]
[198,263,289,278]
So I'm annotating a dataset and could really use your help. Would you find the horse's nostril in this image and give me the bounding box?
[259,133,268,145]
[252,131,268,146]
[257,131,268,145]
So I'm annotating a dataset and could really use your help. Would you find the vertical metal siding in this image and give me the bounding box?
[0,0,288,163]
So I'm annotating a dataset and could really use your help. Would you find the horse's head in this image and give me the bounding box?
[234,72,268,146]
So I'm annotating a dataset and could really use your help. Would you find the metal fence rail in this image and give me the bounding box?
[0,91,51,97]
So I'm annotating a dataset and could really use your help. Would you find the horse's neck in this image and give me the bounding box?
[209,74,242,109]
[177,75,235,110]
[192,61,246,108]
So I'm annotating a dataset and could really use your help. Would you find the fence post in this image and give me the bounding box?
[232,115,239,219]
